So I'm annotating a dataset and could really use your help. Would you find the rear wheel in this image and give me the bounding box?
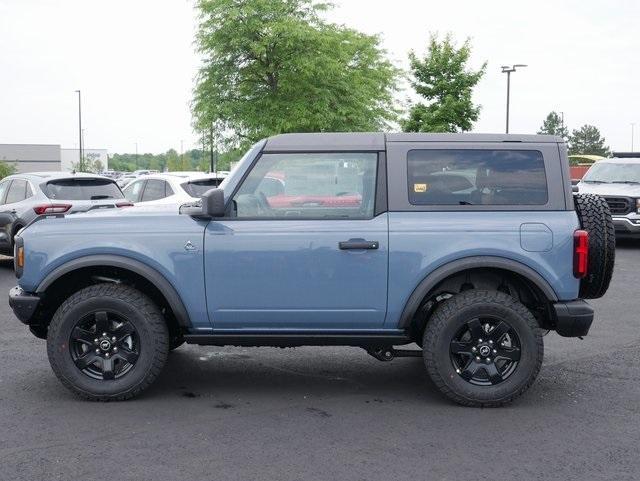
[47,283,169,401]
[423,290,543,407]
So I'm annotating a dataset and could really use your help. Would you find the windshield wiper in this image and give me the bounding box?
[581,180,605,183]
[459,201,473,205]
[90,195,112,200]
[611,181,640,184]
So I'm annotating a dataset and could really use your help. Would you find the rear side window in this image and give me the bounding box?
[141,180,168,201]
[182,179,222,197]
[44,179,124,200]
[407,149,548,206]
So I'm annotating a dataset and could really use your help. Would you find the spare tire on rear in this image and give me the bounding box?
[574,193,615,299]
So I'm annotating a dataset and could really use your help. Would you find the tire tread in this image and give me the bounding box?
[47,283,168,401]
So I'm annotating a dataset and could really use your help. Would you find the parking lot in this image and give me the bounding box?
[0,244,639,481]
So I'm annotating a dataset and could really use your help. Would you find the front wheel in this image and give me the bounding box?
[423,290,543,407]
[47,283,169,401]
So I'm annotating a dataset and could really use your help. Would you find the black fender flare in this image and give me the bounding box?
[398,256,558,328]
[36,254,192,328]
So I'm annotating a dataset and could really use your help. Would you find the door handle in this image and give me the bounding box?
[339,239,379,250]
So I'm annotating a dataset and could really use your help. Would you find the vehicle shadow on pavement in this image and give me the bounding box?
[149,346,447,405]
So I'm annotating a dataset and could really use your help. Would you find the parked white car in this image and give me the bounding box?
[122,172,226,206]
[116,174,139,189]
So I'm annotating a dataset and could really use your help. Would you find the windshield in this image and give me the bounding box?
[44,179,124,200]
[582,162,640,183]
[218,140,266,191]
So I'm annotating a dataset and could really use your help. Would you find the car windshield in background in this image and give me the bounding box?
[582,162,640,184]
[44,179,124,200]
[182,179,222,197]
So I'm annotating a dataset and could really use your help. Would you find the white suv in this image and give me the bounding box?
[577,153,640,237]
[122,172,226,207]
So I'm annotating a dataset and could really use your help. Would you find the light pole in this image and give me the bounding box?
[75,90,83,171]
[501,64,527,134]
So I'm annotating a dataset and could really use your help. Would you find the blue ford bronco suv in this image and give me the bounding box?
[9,133,615,406]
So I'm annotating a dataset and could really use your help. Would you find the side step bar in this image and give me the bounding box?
[184,331,412,348]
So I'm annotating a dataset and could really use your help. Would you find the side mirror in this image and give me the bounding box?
[202,188,226,217]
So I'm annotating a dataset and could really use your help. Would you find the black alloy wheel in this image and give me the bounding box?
[70,311,141,381]
[449,317,521,386]
[423,290,543,407]
[47,283,169,401]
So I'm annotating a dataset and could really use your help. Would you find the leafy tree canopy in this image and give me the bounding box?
[108,148,239,173]
[568,124,610,157]
[0,159,16,179]
[537,111,568,140]
[192,0,399,148]
[402,33,486,133]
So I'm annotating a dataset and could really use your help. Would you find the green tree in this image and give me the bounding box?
[166,149,180,171]
[402,34,486,133]
[538,111,568,140]
[192,0,399,147]
[0,159,16,179]
[568,124,610,157]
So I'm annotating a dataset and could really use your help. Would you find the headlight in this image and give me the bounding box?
[636,198,640,213]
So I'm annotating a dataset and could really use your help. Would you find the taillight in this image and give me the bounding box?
[33,204,72,215]
[116,202,134,208]
[573,230,589,278]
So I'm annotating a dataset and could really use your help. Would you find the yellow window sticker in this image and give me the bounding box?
[414,183,428,193]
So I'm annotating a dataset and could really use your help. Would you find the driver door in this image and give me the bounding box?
[204,151,388,329]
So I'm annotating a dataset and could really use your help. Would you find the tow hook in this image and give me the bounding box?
[367,347,422,362]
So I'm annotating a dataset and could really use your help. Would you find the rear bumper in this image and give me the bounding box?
[9,286,40,324]
[552,300,594,337]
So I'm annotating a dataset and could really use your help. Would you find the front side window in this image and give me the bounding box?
[5,180,28,204]
[407,149,548,206]
[232,152,378,219]
[123,180,145,202]
[0,180,10,204]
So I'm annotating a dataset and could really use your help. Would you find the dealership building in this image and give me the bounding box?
[0,144,108,173]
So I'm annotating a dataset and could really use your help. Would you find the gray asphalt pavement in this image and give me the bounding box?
[1,245,640,481]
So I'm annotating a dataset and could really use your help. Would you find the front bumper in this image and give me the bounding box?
[613,216,640,236]
[9,286,41,324]
[552,300,594,337]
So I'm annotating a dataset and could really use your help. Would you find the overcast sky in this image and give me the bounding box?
[1,0,638,154]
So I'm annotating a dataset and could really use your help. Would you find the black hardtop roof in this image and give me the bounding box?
[264,132,562,152]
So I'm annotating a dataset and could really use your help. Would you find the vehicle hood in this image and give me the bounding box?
[577,182,640,197]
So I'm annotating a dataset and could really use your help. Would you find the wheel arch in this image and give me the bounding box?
[398,256,558,331]
[36,255,192,330]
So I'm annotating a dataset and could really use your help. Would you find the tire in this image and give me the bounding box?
[47,283,169,401]
[574,193,615,299]
[423,290,543,407]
